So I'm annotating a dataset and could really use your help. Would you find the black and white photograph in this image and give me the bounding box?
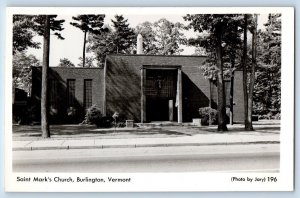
[5,7,294,191]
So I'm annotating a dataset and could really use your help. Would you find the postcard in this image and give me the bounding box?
[5,7,294,192]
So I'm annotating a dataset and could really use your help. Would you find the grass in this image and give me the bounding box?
[12,120,280,141]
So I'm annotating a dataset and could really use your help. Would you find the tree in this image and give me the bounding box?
[31,15,65,138]
[13,15,40,54]
[184,14,245,131]
[41,15,51,138]
[78,56,95,68]
[13,52,41,94]
[58,58,75,67]
[221,17,243,125]
[70,15,106,67]
[214,19,228,131]
[135,19,186,55]
[87,15,135,66]
[246,14,258,130]
[241,14,259,131]
[13,15,64,137]
[254,14,281,117]
[135,21,159,54]
[111,15,136,54]
[153,18,186,55]
[242,14,250,129]
[87,26,115,67]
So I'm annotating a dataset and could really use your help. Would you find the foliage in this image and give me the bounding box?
[87,15,135,66]
[13,14,65,53]
[70,15,106,34]
[253,14,281,116]
[82,108,127,128]
[13,52,41,94]
[274,113,281,120]
[13,15,64,137]
[115,113,127,128]
[112,112,126,128]
[198,107,218,125]
[13,15,40,54]
[67,107,76,116]
[83,105,103,125]
[136,18,186,55]
[13,104,37,125]
[98,116,114,128]
[111,15,136,54]
[58,58,75,67]
[77,56,96,67]
[13,14,65,54]
[152,18,186,55]
[70,15,107,67]
[184,14,243,131]
[66,106,77,123]
[12,15,65,81]
[88,17,186,66]
[30,15,65,39]
[184,14,243,81]
[41,15,65,138]
[135,21,158,54]
[87,25,115,67]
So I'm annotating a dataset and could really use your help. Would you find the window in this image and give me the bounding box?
[49,79,57,108]
[84,79,92,109]
[67,79,75,107]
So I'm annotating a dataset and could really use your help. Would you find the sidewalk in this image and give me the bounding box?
[12,120,280,151]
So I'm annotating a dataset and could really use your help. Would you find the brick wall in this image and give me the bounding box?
[105,54,209,122]
[31,67,104,123]
[30,56,244,124]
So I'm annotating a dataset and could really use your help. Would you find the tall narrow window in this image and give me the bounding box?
[67,79,75,107]
[49,79,57,108]
[84,79,92,109]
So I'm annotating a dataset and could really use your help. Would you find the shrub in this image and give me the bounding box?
[98,116,114,128]
[198,107,218,125]
[115,113,127,128]
[83,105,102,125]
[274,113,281,120]
[66,106,78,124]
[111,112,127,128]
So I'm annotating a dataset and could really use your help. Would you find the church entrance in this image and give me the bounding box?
[146,98,169,121]
[144,69,177,122]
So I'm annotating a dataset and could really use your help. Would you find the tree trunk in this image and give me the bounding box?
[246,14,258,131]
[230,58,235,125]
[216,23,228,132]
[82,30,87,67]
[41,15,50,138]
[242,14,249,130]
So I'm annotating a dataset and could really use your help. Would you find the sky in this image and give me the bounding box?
[26,14,268,66]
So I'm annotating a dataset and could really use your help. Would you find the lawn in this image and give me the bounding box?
[12,120,280,141]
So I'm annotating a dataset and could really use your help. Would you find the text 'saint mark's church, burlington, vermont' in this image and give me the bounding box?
[30,34,245,124]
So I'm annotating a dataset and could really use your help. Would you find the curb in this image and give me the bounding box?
[12,141,280,151]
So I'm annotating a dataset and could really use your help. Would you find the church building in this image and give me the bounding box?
[30,35,244,124]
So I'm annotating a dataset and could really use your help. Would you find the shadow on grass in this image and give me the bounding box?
[200,126,280,134]
[13,125,188,138]
[13,122,280,139]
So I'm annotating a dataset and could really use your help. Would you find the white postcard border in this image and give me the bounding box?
[5,7,295,192]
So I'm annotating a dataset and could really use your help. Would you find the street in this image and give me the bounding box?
[13,144,280,172]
